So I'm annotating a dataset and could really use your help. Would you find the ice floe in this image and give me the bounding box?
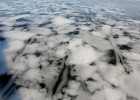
[0,0,140,100]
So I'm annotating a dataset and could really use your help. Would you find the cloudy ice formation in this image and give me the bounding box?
[0,0,140,100]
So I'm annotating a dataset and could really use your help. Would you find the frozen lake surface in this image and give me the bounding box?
[0,0,140,100]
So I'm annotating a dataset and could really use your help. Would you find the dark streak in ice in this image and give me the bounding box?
[39,83,46,89]
[0,74,12,89]
[34,51,42,57]
[38,21,52,27]
[86,78,95,81]
[12,24,30,30]
[123,31,130,36]
[53,56,68,95]
[90,62,96,66]
[0,37,5,41]
[16,18,32,22]
[52,64,65,95]
[106,50,117,65]
[0,74,17,99]
[118,45,132,51]
[113,34,119,38]
[0,24,5,27]
[67,31,79,35]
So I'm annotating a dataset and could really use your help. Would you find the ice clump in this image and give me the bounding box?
[80,31,112,51]
[53,16,74,26]
[119,71,140,99]
[56,24,76,34]
[68,45,98,65]
[2,31,33,40]
[104,86,126,100]
[101,25,111,35]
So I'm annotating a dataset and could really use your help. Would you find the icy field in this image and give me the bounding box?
[0,0,140,100]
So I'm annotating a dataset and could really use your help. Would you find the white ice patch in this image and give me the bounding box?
[80,31,112,51]
[98,62,123,86]
[78,25,91,31]
[8,14,30,21]
[104,86,126,100]
[56,24,76,34]
[55,47,67,58]
[29,27,52,35]
[7,88,46,100]
[111,28,123,36]
[0,26,13,31]
[76,90,91,100]
[115,25,128,30]
[91,31,106,38]
[119,71,140,99]
[68,38,83,50]
[68,45,98,65]
[53,16,74,26]
[5,40,24,52]
[115,37,133,45]
[101,25,111,35]
[122,51,140,61]
[105,19,116,26]
[2,31,33,40]
[75,65,96,81]
[86,81,102,93]
[24,43,41,54]
[65,81,80,96]
[26,55,40,69]
[126,60,140,76]
[90,91,105,100]
[47,41,56,48]
[11,62,28,74]
[23,69,41,82]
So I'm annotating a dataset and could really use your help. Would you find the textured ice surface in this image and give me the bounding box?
[0,0,140,100]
